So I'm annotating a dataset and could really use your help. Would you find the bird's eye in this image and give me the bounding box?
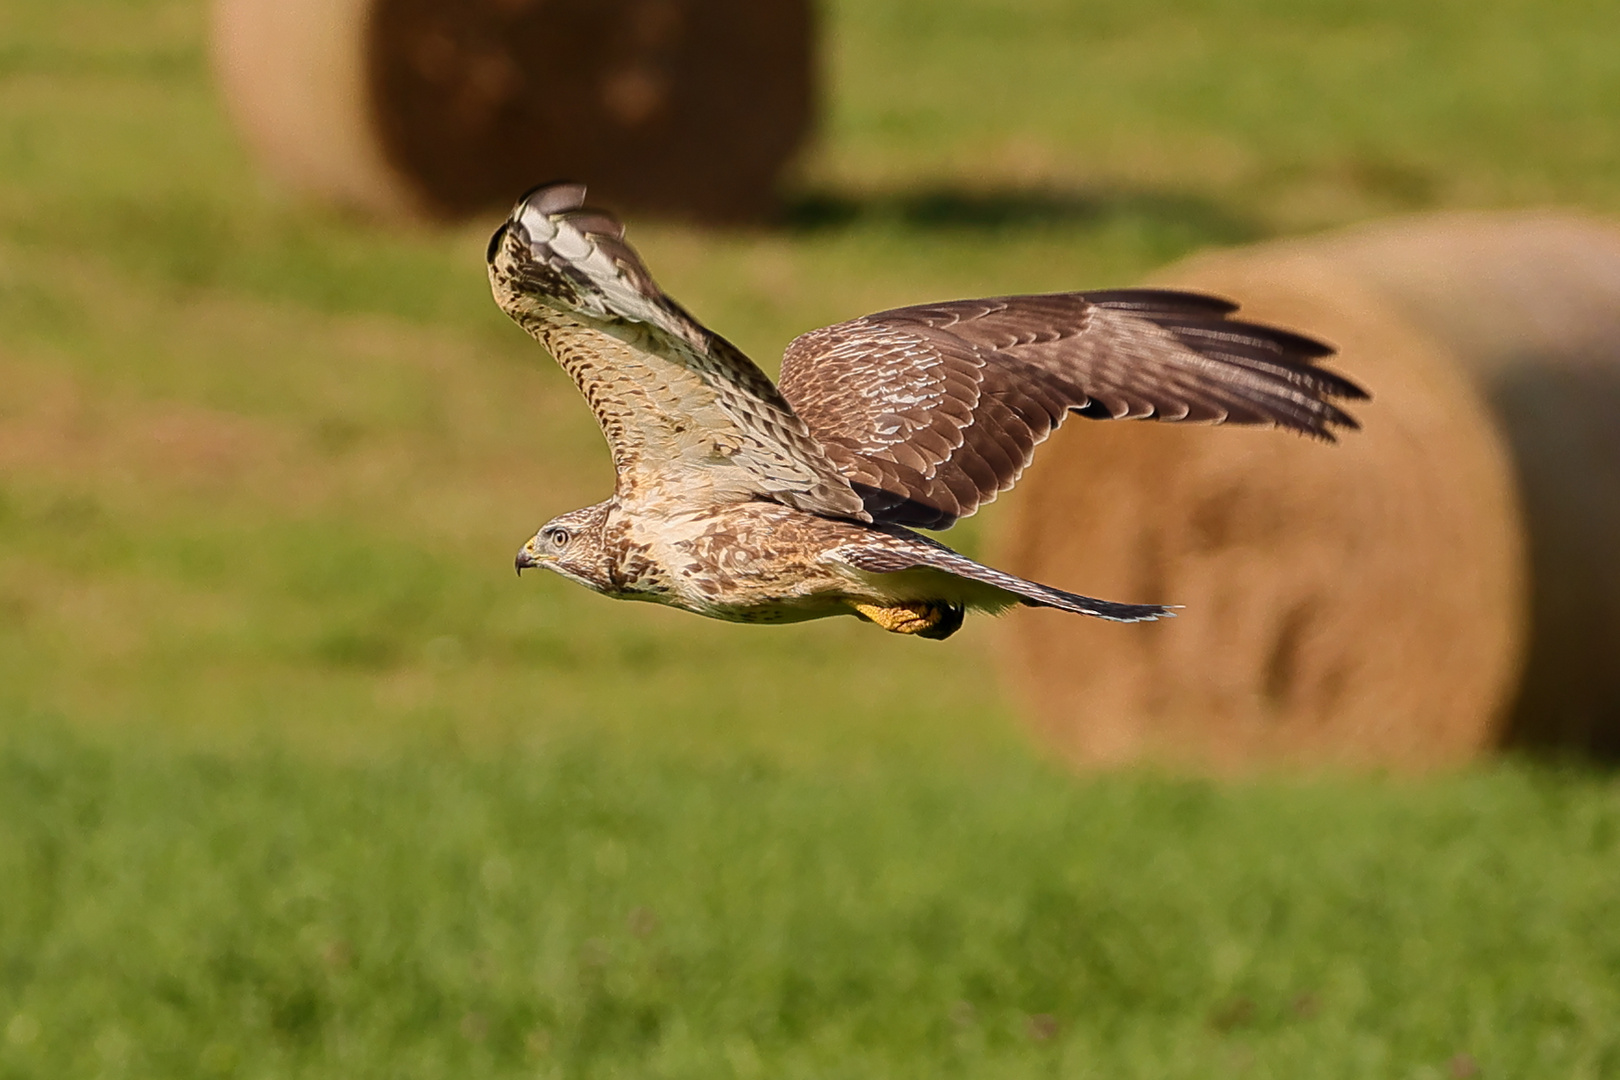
[549,528,570,549]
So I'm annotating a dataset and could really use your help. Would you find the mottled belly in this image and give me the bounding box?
[699,594,857,626]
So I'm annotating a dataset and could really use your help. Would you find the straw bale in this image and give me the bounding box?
[999,240,1527,773]
[212,0,815,223]
[1004,212,1620,770]
[1303,213,1620,758]
[212,0,415,215]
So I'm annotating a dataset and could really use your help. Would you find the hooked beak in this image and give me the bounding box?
[515,548,542,576]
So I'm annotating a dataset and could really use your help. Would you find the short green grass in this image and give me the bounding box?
[4,733,1619,1080]
[3,0,1620,1075]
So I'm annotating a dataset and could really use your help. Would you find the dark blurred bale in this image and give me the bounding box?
[1002,212,1620,772]
[213,0,815,224]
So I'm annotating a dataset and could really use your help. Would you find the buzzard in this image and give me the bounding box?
[489,183,1364,639]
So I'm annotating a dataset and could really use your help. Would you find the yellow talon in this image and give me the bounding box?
[851,601,945,636]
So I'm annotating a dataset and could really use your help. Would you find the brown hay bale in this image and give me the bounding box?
[212,0,412,215]
[999,224,1533,773]
[1004,211,1620,771]
[1298,213,1620,758]
[211,0,815,223]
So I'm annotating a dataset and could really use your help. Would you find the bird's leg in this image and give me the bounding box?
[849,601,963,639]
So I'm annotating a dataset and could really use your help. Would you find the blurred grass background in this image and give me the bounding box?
[2,0,1619,1076]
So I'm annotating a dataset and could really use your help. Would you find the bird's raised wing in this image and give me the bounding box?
[778,291,1367,529]
[489,183,866,519]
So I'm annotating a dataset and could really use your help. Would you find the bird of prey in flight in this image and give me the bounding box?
[489,182,1364,640]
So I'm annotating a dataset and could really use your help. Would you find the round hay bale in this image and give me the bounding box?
[211,0,815,223]
[1308,213,1620,759]
[212,0,410,215]
[1003,210,1620,771]
[999,223,1533,773]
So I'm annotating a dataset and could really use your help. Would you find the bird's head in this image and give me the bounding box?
[515,501,617,594]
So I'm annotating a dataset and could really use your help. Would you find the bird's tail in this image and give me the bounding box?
[834,535,1174,623]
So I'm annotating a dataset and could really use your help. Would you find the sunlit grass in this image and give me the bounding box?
[3,733,1619,1079]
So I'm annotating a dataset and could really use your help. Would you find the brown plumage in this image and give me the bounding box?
[782,291,1362,528]
[489,182,1364,638]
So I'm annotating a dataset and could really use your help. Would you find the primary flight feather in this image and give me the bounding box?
[489,182,1364,639]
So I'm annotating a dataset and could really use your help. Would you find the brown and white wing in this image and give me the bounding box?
[488,183,866,519]
[778,291,1366,529]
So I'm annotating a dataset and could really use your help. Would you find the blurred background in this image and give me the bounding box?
[2,0,1619,1076]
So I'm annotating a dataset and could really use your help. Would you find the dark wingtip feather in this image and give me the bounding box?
[516,180,589,217]
[1022,587,1179,623]
[1220,318,1338,360]
[1103,603,1177,623]
[1060,599,1179,623]
[1084,288,1241,317]
[1091,290,1369,413]
[560,210,626,239]
[506,183,670,308]
[1122,299,1370,435]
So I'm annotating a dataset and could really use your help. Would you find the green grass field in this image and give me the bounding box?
[3,0,1620,1076]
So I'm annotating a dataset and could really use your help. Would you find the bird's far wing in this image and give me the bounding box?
[489,183,866,520]
[778,291,1367,529]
